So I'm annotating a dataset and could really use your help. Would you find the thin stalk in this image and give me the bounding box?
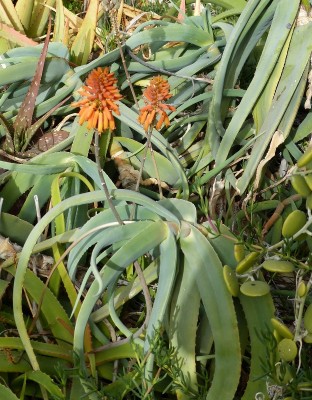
[94,130,123,225]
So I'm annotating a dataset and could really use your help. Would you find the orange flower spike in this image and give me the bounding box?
[138,75,176,132]
[79,105,95,125]
[71,66,122,134]
[98,111,104,133]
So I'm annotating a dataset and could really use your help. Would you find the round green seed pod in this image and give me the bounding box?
[271,318,294,339]
[305,175,312,191]
[297,281,306,297]
[303,304,312,333]
[297,146,312,168]
[306,193,312,210]
[277,338,297,362]
[240,280,270,297]
[234,243,245,263]
[236,252,259,274]
[291,175,311,197]
[282,210,307,238]
[303,332,312,344]
[223,265,239,297]
[262,260,294,273]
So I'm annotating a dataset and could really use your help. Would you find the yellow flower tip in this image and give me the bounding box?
[71,66,122,132]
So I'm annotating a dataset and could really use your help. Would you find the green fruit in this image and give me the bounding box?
[297,281,306,297]
[240,280,270,297]
[303,332,312,344]
[303,304,312,333]
[291,175,311,197]
[277,338,297,361]
[223,265,239,297]
[262,260,294,273]
[282,210,306,238]
[234,243,245,263]
[305,175,312,190]
[297,146,312,168]
[236,252,259,274]
[271,318,294,339]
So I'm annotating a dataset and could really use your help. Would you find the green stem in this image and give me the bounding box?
[94,131,123,225]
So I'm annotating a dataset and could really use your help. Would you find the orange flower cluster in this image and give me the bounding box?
[138,76,176,131]
[71,67,122,133]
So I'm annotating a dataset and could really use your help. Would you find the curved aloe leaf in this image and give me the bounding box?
[180,223,241,400]
[144,230,178,385]
[240,293,274,399]
[169,253,201,397]
[73,220,170,366]
[0,384,19,400]
[214,0,300,164]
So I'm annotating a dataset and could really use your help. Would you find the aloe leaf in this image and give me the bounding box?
[21,94,71,151]
[293,112,312,143]
[0,57,70,87]
[214,0,300,164]
[15,0,34,32]
[144,230,178,383]
[28,0,55,38]
[199,0,246,9]
[0,384,19,400]
[0,337,72,361]
[0,0,25,32]
[12,189,174,370]
[237,22,312,193]
[252,23,293,132]
[18,370,64,399]
[53,0,65,43]
[180,223,241,400]
[0,21,37,47]
[91,260,158,322]
[7,264,74,345]
[73,221,169,365]
[70,121,94,156]
[126,23,213,49]
[0,151,75,175]
[113,137,179,185]
[0,111,14,152]
[70,0,99,65]
[240,293,275,399]
[211,0,272,139]
[169,253,200,396]
[13,18,52,150]
[18,175,56,223]
[0,212,33,243]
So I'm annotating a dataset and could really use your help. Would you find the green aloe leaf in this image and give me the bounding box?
[70,0,99,65]
[169,253,200,396]
[15,370,64,399]
[180,223,241,400]
[73,220,170,366]
[214,0,300,164]
[0,383,19,400]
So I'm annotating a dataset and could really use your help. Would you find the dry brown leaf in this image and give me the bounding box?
[254,130,285,190]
